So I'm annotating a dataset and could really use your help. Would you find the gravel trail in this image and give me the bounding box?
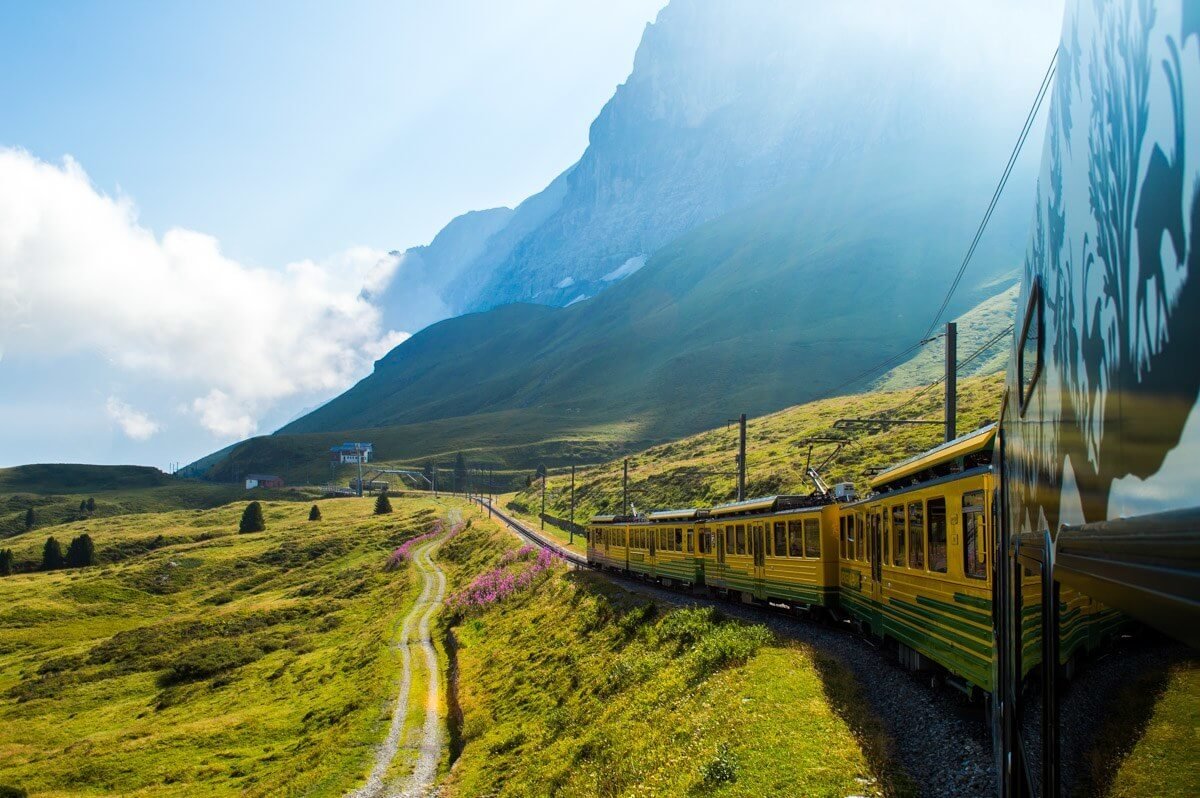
[347,538,446,798]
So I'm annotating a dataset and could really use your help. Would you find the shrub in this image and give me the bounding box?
[308,504,322,521]
[700,743,739,785]
[0,549,13,576]
[40,537,64,571]
[160,638,262,685]
[653,606,716,650]
[24,508,34,530]
[86,497,96,513]
[239,501,265,533]
[0,784,28,797]
[374,493,392,515]
[687,623,771,678]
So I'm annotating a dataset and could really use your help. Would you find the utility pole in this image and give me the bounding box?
[945,321,957,443]
[622,458,629,517]
[540,471,546,530]
[432,465,438,498]
[569,464,576,545]
[729,413,747,501]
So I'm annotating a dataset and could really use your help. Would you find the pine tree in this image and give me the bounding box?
[422,461,434,489]
[41,537,64,570]
[65,534,96,568]
[79,500,87,513]
[0,548,13,576]
[453,452,467,492]
[374,492,392,515]
[239,501,266,533]
[308,504,322,521]
[86,497,96,513]
[24,508,34,530]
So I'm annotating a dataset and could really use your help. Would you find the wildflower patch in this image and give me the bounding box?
[445,546,559,614]
[384,518,467,571]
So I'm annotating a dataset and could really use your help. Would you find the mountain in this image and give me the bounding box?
[377,0,1059,330]
[195,0,1055,480]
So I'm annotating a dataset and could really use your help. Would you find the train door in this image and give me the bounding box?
[869,509,884,633]
[752,523,767,599]
[694,524,707,586]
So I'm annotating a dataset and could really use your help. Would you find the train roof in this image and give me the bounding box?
[647,508,707,522]
[589,514,619,524]
[869,423,996,490]
[708,494,822,517]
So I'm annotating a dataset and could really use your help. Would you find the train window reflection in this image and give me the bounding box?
[892,505,906,567]
[804,519,821,558]
[1019,278,1043,414]
[928,497,947,573]
[789,520,803,557]
[908,501,924,569]
[963,491,986,579]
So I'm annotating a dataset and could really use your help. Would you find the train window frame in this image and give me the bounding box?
[927,496,947,573]
[803,518,821,558]
[962,490,987,580]
[908,500,925,569]
[774,522,788,557]
[1017,277,1044,416]
[891,505,906,567]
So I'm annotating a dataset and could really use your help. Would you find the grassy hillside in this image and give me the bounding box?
[0,464,308,539]
[0,494,482,796]
[438,540,903,797]
[874,282,1018,391]
[516,372,1006,521]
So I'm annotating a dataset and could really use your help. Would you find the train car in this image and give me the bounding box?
[994,1,1200,794]
[837,425,998,693]
[586,514,629,572]
[700,495,840,610]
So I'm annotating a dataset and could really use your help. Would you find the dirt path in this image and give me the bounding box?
[348,538,447,798]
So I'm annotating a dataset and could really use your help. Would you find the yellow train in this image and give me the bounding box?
[587,423,1116,697]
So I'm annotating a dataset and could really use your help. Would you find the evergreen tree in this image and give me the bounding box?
[422,461,434,489]
[79,500,87,513]
[536,463,547,481]
[86,497,96,513]
[24,508,34,530]
[41,537,64,571]
[308,504,322,521]
[239,501,266,533]
[453,452,467,492]
[374,492,392,515]
[0,548,13,576]
[65,534,96,568]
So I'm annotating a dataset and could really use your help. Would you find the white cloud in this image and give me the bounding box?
[0,148,409,439]
[105,396,162,440]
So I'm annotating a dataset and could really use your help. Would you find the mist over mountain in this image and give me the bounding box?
[198,0,1059,477]
[377,0,1059,333]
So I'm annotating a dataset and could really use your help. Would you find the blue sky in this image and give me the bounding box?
[1,0,663,267]
[0,0,663,469]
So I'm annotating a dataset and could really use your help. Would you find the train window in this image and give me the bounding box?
[725,525,734,553]
[840,517,848,559]
[845,517,855,560]
[856,515,866,562]
[788,520,803,557]
[963,491,987,579]
[687,529,694,554]
[675,527,683,552]
[804,519,821,558]
[908,501,924,569]
[928,497,947,573]
[1018,278,1043,415]
[735,524,746,555]
[774,522,788,557]
[891,505,906,567]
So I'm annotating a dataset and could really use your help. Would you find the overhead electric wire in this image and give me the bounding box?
[919,48,1059,343]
